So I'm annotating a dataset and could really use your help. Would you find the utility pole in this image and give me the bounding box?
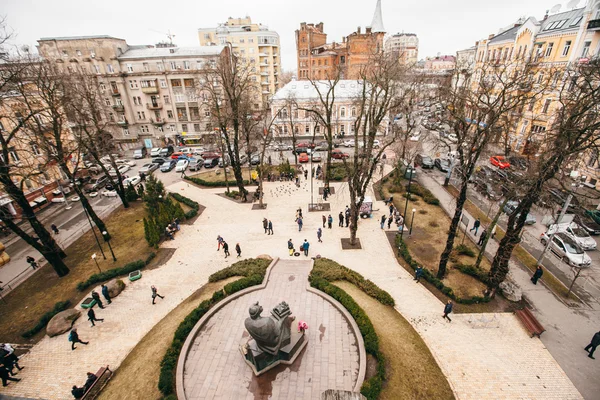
[537,194,572,266]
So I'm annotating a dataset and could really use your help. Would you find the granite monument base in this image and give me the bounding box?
[241,329,307,376]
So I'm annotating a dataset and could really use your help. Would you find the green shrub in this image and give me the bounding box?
[184,175,251,188]
[455,244,476,257]
[405,182,440,205]
[225,190,240,199]
[124,183,140,202]
[454,263,490,284]
[76,259,149,292]
[21,300,71,339]
[224,274,264,294]
[145,252,156,265]
[209,258,270,282]
[170,192,200,219]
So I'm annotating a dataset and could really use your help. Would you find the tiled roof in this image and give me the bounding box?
[489,25,521,44]
[538,8,585,34]
[39,35,124,42]
[118,46,225,60]
[273,80,364,101]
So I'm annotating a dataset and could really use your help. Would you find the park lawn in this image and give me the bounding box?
[190,166,253,183]
[335,281,455,400]
[98,277,237,400]
[0,202,155,344]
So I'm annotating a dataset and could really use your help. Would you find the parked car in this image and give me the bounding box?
[175,159,189,172]
[416,154,434,169]
[574,214,600,235]
[204,157,219,168]
[160,159,177,172]
[139,163,159,174]
[83,175,109,193]
[434,158,451,172]
[293,147,309,155]
[109,165,130,177]
[171,152,188,160]
[409,133,421,142]
[192,148,206,156]
[218,156,230,168]
[331,149,349,159]
[342,139,355,148]
[122,176,141,187]
[250,154,260,165]
[239,154,248,164]
[508,156,529,171]
[201,151,221,160]
[585,209,600,225]
[273,143,293,151]
[548,189,580,214]
[297,142,316,149]
[314,141,329,151]
[158,146,174,158]
[151,157,167,165]
[188,158,203,171]
[299,153,309,163]
[540,231,591,268]
[472,178,502,201]
[490,155,510,169]
[503,201,536,224]
[547,222,597,250]
[150,147,161,157]
[133,147,147,159]
[311,153,323,162]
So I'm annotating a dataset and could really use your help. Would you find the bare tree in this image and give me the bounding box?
[281,93,300,165]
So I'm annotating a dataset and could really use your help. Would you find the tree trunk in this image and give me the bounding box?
[324,141,333,187]
[437,181,469,278]
[474,198,507,269]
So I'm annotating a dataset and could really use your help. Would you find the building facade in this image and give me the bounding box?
[296,0,385,80]
[198,16,281,106]
[37,36,226,150]
[384,33,419,65]
[423,55,456,71]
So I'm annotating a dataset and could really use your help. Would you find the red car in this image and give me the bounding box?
[331,149,349,159]
[297,142,315,149]
[298,153,309,163]
[490,155,510,169]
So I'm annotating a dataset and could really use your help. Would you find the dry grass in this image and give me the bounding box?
[190,167,253,183]
[98,277,237,400]
[335,281,455,400]
[0,202,154,344]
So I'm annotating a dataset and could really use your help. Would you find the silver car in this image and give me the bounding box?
[540,231,591,267]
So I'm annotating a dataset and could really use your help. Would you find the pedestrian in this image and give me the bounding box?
[303,239,310,256]
[174,218,180,231]
[217,235,224,251]
[72,385,85,399]
[380,215,387,229]
[477,229,487,246]
[69,329,89,350]
[298,208,303,218]
[83,372,97,392]
[165,225,174,240]
[26,256,38,270]
[297,217,303,232]
[235,243,242,258]
[414,266,424,283]
[91,291,104,309]
[101,284,111,304]
[584,330,600,359]
[262,218,268,234]
[531,265,543,285]
[317,228,323,243]
[304,170,308,180]
[1,344,23,374]
[387,216,393,229]
[345,206,350,227]
[51,224,59,234]
[469,218,481,235]
[323,186,329,201]
[327,214,333,229]
[312,167,315,178]
[442,300,453,322]
[268,155,272,165]
[491,224,497,238]
[389,204,394,216]
[0,364,20,387]
[151,285,164,305]
[338,212,344,227]
[322,215,326,228]
[87,308,104,327]
[223,241,230,258]
[139,172,146,182]
[268,220,273,235]
[288,239,294,256]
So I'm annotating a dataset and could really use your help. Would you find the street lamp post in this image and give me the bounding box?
[409,208,416,236]
[102,231,117,262]
[91,253,101,273]
[83,205,106,259]
[399,166,414,240]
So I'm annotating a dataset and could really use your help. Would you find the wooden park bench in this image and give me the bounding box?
[82,365,112,400]
[514,307,545,338]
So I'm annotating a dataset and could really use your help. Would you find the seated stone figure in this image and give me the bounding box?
[244,301,292,355]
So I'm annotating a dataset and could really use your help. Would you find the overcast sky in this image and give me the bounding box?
[3,0,582,71]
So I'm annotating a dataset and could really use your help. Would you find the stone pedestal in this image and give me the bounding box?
[241,330,307,376]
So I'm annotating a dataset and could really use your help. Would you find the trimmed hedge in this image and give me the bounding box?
[454,263,490,285]
[170,192,200,219]
[76,254,155,292]
[21,300,71,339]
[158,258,270,397]
[454,244,476,257]
[184,175,252,188]
[396,236,490,305]
[405,182,440,206]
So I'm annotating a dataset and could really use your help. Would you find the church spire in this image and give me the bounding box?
[370,0,385,33]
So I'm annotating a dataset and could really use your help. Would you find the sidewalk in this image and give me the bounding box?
[418,170,599,400]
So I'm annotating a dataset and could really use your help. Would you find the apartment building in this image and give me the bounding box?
[296,0,386,80]
[384,33,419,65]
[37,36,226,150]
[198,16,281,107]
[424,55,456,71]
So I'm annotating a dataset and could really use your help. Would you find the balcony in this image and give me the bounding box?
[260,72,269,76]
[261,81,270,85]
[112,104,124,111]
[141,86,159,94]
[588,19,600,30]
[146,102,162,110]
[117,119,128,126]
[151,118,165,126]
[111,90,120,97]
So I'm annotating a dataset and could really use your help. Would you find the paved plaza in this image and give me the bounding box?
[0,172,584,399]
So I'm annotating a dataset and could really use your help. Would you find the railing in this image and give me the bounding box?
[588,19,600,30]
[141,86,159,94]
[146,103,162,110]
[111,104,124,111]
[117,119,128,126]
[110,90,120,96]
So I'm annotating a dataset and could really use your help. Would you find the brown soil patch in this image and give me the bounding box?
[341,238,362,250]
[190,167,253,183]
[335,281,455,400]
[98,277,238,400]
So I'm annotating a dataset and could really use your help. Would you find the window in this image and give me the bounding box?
[340,56,346,64]
[133,96,139,105]
[143,62,149,72]
[520,120,529,134]
[184,61,190,70]
[129,80,138,89]
[157,62,164,71]
[528,99,535,112]
[164,95,170,104]
[177,108,188,121]
[137,111,146,120]
[542,99,551,114]
[189,108,200,120]
[123,128,130,136]
[169,125,176,132]
[582,41,591,58]
[204,109,210,117]
[205,123,212,131]
[75,49,82,56]
[351,107,356,117]
[204,33,210,40]
[340,107,346,118]
[571,16,583,26]
[193,124,200,132]
[305,125,310,134]
[9,148,19,162]
[171,79,182,87]
[545,43,553,57]
[537,72,544,84]
[555,20,567,29]
[94,65,101,74]
[25,179,33,190]
[181,124,188,132]
[562,41,571,57]
[104,98,111,106]
[170,61,177,70]
[249,38,254,43]
[31,143,42,156]
[62,50,68,57]
[196,60,204,69]
[127,63,133,72]
[175,93,185,102]
[167,110,174,119]
[531,125,546,134]
[106,64,114,73]
[140,125,149,133]
[184,79,194,88]
[160,79,167,88]
[239,38,245,43]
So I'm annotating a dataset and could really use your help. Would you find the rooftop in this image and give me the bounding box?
[39,35,124,42]
[273,80,365,101]
[539,7,585,35]
[118,46,225,60]
[489,24,521,44]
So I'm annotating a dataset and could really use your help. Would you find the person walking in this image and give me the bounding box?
[87,308,104,327]
[235,243,242,258]
[531,265,543,285]
[380,215,387,229]
[69,328,89,350]
[101,284,111,304]
[317,228,323,243]
[584,330,600,359]
[174,218,180,231]
[26,256,38,270]
[288,239,294,256]
[268,220,273,235]
[0,364,20,387]
[165,226,174,240]
[151,285,164,305]
[91,291,104,309]
[297,208,303,218]
[442,300,453,322]
[217,235,224,251]
[389,204,394,217]
[322,215,326,228]
[327,214,333,229]
[223,241,230,258]
[51,224,59,235]
[303,239,310,256]
[297,217,303,232]
[477,229,487,246]
[338,212,344,227]
[1,344,23,374]
[469,218,481,235]
[345,207,350,227]
[304,170,308,180]
[262,218,268,234]
[414,266,424,283]
[387,216,393,229]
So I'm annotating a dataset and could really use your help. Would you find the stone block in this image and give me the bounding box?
[46,309,81,337]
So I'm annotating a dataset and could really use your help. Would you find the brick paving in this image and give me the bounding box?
[0,173,583,399]
[182,259,361,400]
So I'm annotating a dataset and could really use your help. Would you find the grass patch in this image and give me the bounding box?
[327,163,350,182]
[186,167,253,187]
[170,192,200,219]
[0,202,154,344]
[335,281,454,400]
[454,244,476,257]
[76,258,150,292]
[21,301,71,339]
